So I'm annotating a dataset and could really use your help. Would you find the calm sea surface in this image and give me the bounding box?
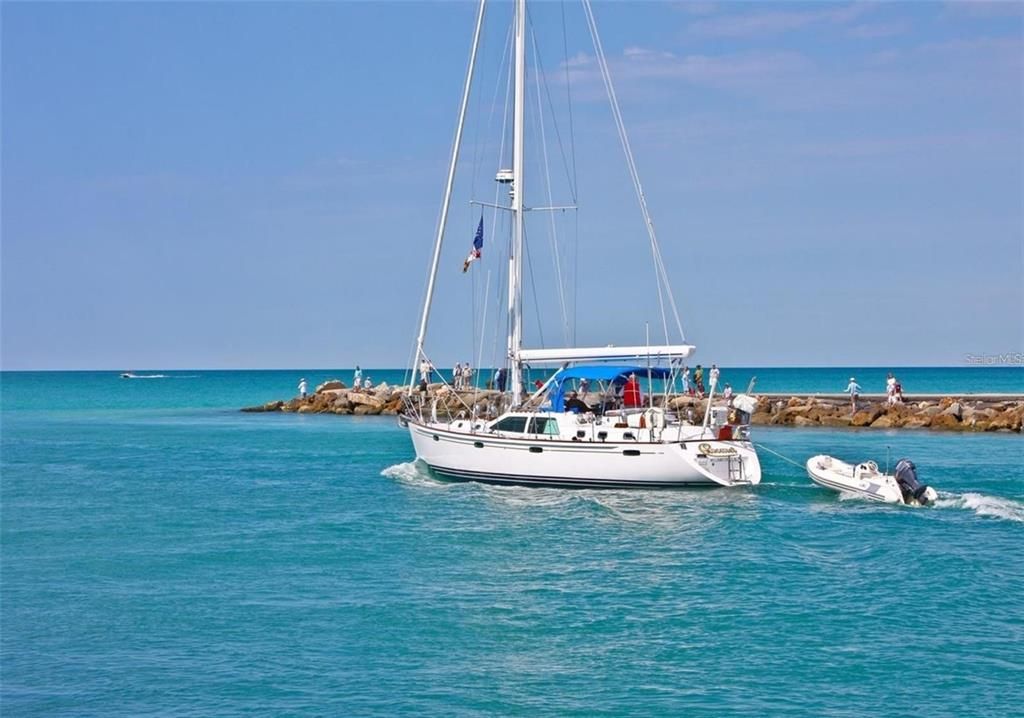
[2,369,1022,716]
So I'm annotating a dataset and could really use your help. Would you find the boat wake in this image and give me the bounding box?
[380,461,443,488]
[934,492,1024,523]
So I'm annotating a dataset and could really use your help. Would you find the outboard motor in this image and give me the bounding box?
[894,459,936,505]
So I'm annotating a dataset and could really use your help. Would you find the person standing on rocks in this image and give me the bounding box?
[681,366,691,396]
[694,365,705,398]
[353,365,362,389]
[886,372,896,406]
[495,367,507,393]
[845,377,862,414]
[453,363,462,390]
[420,358,434,384]
[298,377,308,399]
[709,364,720,392]
[463,363,473,390]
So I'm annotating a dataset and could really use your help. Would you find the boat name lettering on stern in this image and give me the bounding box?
[698,443,738,457]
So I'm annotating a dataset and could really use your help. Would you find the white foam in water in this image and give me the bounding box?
[380,461,442,487]
[935,491,1024,523]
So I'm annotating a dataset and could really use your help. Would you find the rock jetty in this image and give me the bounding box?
[242,380,1023,433]
[744,395,1022,433]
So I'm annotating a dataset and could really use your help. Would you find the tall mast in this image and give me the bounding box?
[410,0,487,393]
[509,0,526,406]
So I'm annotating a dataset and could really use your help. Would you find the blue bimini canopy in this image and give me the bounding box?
[548,365,674,412]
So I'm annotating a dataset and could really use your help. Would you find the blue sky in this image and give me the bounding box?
[2,1,1021,370]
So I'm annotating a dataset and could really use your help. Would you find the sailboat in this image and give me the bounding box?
[401,0,761,489]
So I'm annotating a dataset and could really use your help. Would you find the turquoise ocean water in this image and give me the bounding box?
[2,368,1022,716]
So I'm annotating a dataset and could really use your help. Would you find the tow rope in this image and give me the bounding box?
[755,443,805,470]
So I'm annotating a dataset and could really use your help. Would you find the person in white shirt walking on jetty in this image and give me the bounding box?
[298,377,308,399]
[845,377,862,414]
[886,372,897,406]
[709,364,720,393]
[353,365,362,390]
[453,363,462,390]
[681,366,692,396]
[419,359,434,385]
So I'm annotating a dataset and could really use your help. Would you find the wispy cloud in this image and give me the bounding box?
[795,131,1013,159]
[847,21,909,39]
[565,47,812,95]
[671,1,719,17]
[942,0,1024,19]
[562,25,1021,112]
[685,2,870,38]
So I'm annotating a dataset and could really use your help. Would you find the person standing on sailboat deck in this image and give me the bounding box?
[353,365,362,389]
[845,377,862,413]
[623,373,642,409]
[298,377,308,399]
[694,365,705,398]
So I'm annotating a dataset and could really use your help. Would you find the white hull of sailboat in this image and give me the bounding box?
[407,419,761,489]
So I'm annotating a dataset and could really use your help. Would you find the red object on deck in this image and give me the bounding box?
[623,377,642,408]
[718,425,733,440]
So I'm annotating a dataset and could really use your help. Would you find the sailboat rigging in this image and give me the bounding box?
[402,0,762,489]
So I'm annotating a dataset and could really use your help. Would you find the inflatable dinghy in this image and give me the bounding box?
[806,455,937,506]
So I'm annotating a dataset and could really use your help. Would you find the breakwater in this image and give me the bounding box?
[242,380,1023,433]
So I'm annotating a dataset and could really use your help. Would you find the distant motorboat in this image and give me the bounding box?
[806,455,937,506]
[119,372,169,379]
